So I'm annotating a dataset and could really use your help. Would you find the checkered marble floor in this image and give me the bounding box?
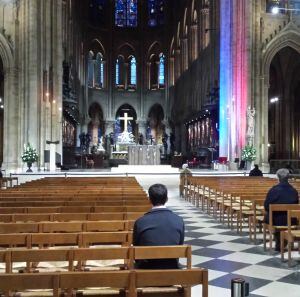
[136,175,300,297]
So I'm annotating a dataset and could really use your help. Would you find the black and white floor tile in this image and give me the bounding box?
[136,175,300,297]
[170,204,300,297]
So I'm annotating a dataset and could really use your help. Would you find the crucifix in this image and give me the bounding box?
[119,112,133,132]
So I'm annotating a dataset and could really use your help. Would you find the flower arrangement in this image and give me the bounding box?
[241,145,256,161]
[21,143,39,164]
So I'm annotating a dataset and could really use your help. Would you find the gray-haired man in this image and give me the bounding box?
[264,168,299,251]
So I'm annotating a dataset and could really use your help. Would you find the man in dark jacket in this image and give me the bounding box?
[264,168,299,250]
[133,183,185,269]
[249,164,263,177]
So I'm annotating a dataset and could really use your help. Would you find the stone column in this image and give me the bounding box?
[3,66,19,171]
[175,49,181,81]
[105,120,115,135]
[124,62,128,90]
[169,57,175,86]
[181,38,188,71]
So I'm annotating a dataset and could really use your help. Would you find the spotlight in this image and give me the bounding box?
[271,6,280,14]
[270,97,279,103]
[0,105,3,109]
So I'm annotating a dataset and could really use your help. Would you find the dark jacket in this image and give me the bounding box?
[249,168,263,177]
[264,181,299,225]
[133,208,185,269]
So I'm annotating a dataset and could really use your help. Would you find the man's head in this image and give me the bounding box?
[254,164,259,170]
[276,168,290,183]
[148,184,168,206]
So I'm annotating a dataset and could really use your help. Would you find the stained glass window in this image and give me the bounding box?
[116,58,120,85]
[95,53,104,88]
[88,51,94,87]
[148,0,164,27]
[115,0,138,27]
[130,56,137,86]
[159,53,165,86]
[116,56,125,86]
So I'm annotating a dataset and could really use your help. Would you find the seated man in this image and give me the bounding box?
[249,164,263,177]
[264,168,299,251]
[133,183,185,269]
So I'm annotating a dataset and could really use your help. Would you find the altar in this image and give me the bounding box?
[128,145,160,165]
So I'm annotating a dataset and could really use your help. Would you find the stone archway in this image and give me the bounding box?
[148,104,165,144]
[268,47,300,160]
[115,104,138,140]
[258,25,300,167]
[88,102,105,146]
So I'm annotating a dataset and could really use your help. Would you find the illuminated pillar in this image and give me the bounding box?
[219,0,250,161]
[219,0,232,158]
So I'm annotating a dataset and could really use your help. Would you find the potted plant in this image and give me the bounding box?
[21,143,39,172]
[241,145,256,170]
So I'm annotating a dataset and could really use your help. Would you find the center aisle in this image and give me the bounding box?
[136,175,300,297]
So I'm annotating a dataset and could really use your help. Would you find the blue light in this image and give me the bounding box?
[219,0,232,158]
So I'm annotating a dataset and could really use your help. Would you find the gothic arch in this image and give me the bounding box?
[258,25,300,165]
[88,102,105,145]
[88,102,105,121]
[117,43,136,59]
[262,25,300,77]
[0,34,13,71]
[114,102,138,118]
[89,39,106,56]
[147,41,161,57]
[148,103,165,144]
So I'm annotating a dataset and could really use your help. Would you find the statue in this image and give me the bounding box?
[247,107,255,137]
[138,133,144,145]
[109,132,115,145]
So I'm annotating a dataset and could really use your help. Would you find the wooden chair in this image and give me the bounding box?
[280,210,300,267]
[0,273,60,297]
[135,269,208,297]
[248,199,265,243]
[263,204,300,251]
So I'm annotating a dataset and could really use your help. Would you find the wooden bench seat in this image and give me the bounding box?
[0,269,208,297]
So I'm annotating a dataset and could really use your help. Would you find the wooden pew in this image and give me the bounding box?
[0,245,193,274]
[0,269,208,297]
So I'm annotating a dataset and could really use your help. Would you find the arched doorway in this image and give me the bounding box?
[148,104,165,144]
[88,102,105,146]
[268,46,300,160]
[115,104,137,140]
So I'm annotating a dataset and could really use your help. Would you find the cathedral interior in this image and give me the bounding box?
[0,0,299,172]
